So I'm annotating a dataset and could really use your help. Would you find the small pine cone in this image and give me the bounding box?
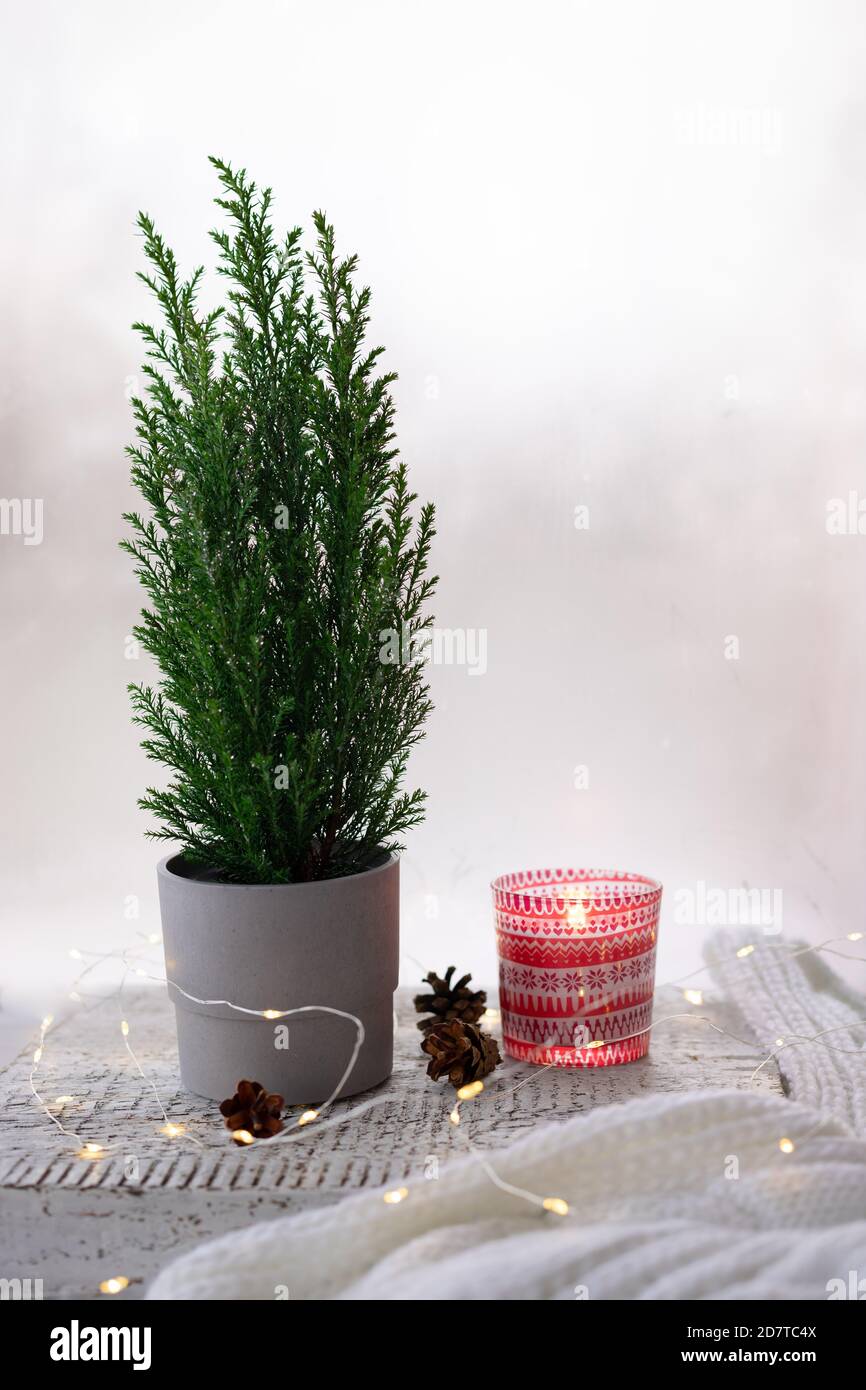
[219,1079,284,1139]
[414,966,487,1034]
[421,1019,502,1089]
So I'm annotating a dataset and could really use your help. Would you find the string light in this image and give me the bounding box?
[750,1013,866,1083]
[159,979,367,1127]
[452,934,866,1213]
[99,1276,129,1295]
[118,995,203,1148]
[461,1136,567,1212]
[24,927,866,1235]
[542,1197,570,1216]
[25,941,199,1160]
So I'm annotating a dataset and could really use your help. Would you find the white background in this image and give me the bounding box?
[3,0,866,1023]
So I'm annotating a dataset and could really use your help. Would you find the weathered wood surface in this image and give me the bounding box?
[0,984,781,1300]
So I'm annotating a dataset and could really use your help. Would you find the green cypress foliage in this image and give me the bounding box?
[122,158,436,883]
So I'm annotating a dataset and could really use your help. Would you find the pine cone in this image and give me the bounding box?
[219,1079,284,1139]
[421,1019,501,1088]
[414,966,487,1034]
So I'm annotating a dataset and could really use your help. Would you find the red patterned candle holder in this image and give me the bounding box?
[491,868,663,1067]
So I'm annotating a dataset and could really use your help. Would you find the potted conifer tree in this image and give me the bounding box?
[123,159,436,1103]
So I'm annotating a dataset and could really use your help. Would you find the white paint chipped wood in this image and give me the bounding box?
[0,984,781,1299]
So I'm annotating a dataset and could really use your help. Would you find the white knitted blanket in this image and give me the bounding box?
[148,933,866,1300]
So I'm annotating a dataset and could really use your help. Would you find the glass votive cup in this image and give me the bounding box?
[491,867,663,1067]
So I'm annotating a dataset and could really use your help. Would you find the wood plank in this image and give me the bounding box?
[0,983,781,1298]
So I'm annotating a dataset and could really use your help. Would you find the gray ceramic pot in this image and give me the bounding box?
[157,853,399,1104]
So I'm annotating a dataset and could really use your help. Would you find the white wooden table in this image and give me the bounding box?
[0,984,781,1300]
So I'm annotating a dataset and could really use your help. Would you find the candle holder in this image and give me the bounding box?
[491,868,663,1067]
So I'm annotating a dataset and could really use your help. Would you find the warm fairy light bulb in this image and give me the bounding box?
[134,968,148,978]
[456,1080,484,1100]
[848,932,863,942]
[481,1008,501,1025]
[146,933,162,944]
[160,1122,185,1138]
[449,1107,460,1125]
[120,1020,130,1036]
[78,1143,103,1158]
[33,1047,43,1064]
[41,1014,54,1030]
[542,1197,569,1216]
[383,1187,409,1204]
[778,1137,795,1154]
[262,1009,282,1019]
[69,948,82,960]
[586,1040,604,1049]
[232,1129,255,1145]
[69,991,81,1003]
[99,1276,129,1295]
[297,1109,318,1126]
[683,989,703,1006]
[775,1037,785,1048]
[736,944,755,959]
[56,1095,75,1106]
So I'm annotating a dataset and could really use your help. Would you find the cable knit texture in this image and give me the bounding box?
[148,933,866,1300]
[705,930,866,1133]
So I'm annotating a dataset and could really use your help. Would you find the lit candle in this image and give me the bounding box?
[491,868,663,1068]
